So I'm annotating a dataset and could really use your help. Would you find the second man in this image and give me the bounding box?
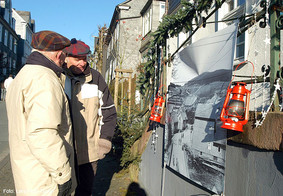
[63,38,117,195]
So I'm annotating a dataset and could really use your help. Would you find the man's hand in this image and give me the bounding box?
[98,139,112,159]
[57,179,72,196]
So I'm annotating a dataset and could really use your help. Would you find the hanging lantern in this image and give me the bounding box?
[149,96,165,123]
[220,82,251,132]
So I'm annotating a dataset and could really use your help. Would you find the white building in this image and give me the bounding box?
[0,0,18,81]
[12,9,34,66]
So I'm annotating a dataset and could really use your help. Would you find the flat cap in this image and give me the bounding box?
[31,30,71,51]
[64,38,90,56]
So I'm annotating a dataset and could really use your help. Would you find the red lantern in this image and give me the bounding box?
[149,96,165,123]
[220,82,251,132]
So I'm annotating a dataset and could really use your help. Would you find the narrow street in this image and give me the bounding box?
[0,101,15,195]
[0,100,9,161]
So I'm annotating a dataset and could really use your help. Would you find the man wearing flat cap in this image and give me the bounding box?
[6,30,77,196]
[63,38,117,196]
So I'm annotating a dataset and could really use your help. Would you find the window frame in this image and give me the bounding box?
[221,2,246,60]
[142,4,152,36]
[4,29,8,46]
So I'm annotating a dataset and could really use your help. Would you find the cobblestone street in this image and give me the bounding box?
[0,156,15,196]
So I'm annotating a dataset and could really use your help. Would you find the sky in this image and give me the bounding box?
[12,0,124,51]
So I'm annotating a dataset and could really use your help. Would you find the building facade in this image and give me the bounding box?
[0,0,18,82]
[140,0,166,62]
[0,0,35,83]
[104,0,148,83]
[12,9,35,67]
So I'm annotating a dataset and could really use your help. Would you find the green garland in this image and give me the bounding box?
[153,0,223,46]
[137,0,224,97]
[137,47,156,96]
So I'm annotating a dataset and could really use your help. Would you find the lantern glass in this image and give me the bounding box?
[227,99,245,118]
[153,105,162,115]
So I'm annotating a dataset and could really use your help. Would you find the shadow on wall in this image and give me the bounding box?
[229,140,283,176]
[126,182,147,196]
[273,152,283,175]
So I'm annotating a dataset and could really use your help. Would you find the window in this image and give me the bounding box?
[4,30,8,46]
[115,23,119,52]
[237,0,245,6]
[142,5,152,36]
[13,60,16,69]
[0,0,6,9]
[227,0,246,11]
[160,2,166,21]
[236,33,245,59]
[12,18,15,30]
[13,38,16,53]
[4,8,9,23]
[116,22,119,42]
[26,31,32,44]
[3,53,7,63]
[168,0,181,14]
[227,0,234,11]
[9,36,12,49]
[221,1,246,59]
[0,24,2,42]
[8,57,11,71]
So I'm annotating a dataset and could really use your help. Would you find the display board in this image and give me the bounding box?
[164,24,238,194]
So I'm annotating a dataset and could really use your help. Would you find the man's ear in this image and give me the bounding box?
[65,57,69,63]
[56,51,63,59]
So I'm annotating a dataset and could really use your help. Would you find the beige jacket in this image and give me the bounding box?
[6,62,76,195]
[64,66,116,165]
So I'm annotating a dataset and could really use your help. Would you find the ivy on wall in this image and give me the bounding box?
[137,48,156,96]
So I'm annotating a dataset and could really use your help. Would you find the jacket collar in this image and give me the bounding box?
[26,51,63,77]
[82,65,92,83]
[63,64,92,83]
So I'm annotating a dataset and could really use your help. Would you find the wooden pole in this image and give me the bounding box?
[114,71,119,109]
[114,68,133,114]
[128,73,132,115]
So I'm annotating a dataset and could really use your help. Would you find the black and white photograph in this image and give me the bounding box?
[164,24,238,194]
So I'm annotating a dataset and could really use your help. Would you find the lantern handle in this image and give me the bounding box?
[228,60,255,91]
[242,89,251,125]
[156,84,166,98]
[220,88,232,121]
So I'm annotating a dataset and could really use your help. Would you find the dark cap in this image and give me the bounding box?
[31,30,71,51]
[63,38,90,57]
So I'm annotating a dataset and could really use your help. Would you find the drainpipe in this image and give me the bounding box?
[269,0,281,111]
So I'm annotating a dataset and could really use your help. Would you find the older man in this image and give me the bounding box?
[6,31,76,196]
[63,38,117,196]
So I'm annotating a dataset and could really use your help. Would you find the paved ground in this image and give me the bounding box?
[0,101,15,196]
[93,154,133,196]
[0,156,15,196]
[0,101,146,196]
[0,101,9,166]
[0,153,140,196]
